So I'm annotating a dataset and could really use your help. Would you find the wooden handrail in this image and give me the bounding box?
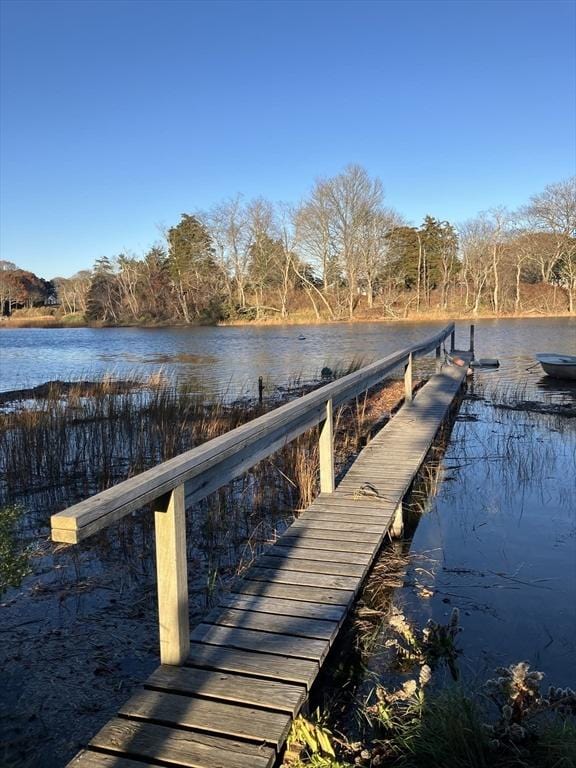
[50,321,455,664]
[51,323,454,544]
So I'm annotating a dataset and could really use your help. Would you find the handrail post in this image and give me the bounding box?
[469,324,475,359]
[435,345,442,373]
[404,352,413,403]
[154,485,190,665]
[450,328,456,352]
[319,398,335,493]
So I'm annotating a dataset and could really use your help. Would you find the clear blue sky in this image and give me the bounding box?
[1,0,574,278]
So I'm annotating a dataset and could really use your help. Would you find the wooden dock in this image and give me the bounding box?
[51,324,472,768]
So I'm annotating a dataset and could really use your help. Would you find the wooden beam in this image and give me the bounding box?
[404,351,413,403]
[154,486,189,665]
[319,398,335,493]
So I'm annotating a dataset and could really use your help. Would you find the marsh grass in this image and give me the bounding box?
[0,505,31,597]
[0,366,410,606]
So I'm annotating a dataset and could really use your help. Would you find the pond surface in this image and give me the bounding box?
[366,367,576,693]
[1,317,575,397]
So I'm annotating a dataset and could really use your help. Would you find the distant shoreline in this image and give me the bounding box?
[0,309,573,330]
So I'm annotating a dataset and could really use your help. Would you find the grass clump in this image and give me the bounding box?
[0,505,31,596]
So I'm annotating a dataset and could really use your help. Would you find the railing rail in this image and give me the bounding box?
[51,322,456,664]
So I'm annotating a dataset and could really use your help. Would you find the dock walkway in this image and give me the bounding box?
[70,362,468,768]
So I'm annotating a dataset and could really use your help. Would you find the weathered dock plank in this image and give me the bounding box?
[88,718,276,768]
[118,688,292,747]
[147,664,306,714]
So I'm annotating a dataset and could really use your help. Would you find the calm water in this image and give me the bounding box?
[1,317,575,397]
[387,395,576,690]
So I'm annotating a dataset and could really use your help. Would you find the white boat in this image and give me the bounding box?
[535,354,576,381]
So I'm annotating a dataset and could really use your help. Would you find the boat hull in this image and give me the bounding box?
[539,362,576,380]
[536,354,576,381]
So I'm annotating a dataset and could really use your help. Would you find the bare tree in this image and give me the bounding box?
[202,196,253,309]
[53,270,91,314]
[459,217,493,315]
[522,178,576,296]
[295,182,337,294]
[357,208,404,309]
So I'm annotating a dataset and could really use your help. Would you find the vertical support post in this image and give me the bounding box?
[469,324,475,359]
[391,502,404,538]
[319,398,335,493]
[435,345,442,373]
[154,485,189,665]
[258,376,264,404]
[450,329,456,352]
[404,352,413,403]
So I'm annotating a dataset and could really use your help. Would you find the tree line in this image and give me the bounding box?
[3,167,575,322]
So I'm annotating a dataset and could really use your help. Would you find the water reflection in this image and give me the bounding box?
[2,317,574,398]
[376,383,576,690]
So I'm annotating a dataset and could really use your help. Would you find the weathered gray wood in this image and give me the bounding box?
[289,519,385,534]
[236,579,355,606]
[218,593,347,623]
[311,494,395,512]
[206,606,339,642]
[185,641,318,687]
[147,664,306,714]
[89,718,276,768]
[404,351,413,402]
[246,566,359,592]
[154,486,189,665]
[119,688,292,748]
[277,530,381,546]
[190,623,328,662]
[263,544,373,565]
[319,397,335,493]
[68,753,164,768]
[256,554,366,577]
[295,511,393,529]
[279,527,382,544]
[307,501,394,517]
